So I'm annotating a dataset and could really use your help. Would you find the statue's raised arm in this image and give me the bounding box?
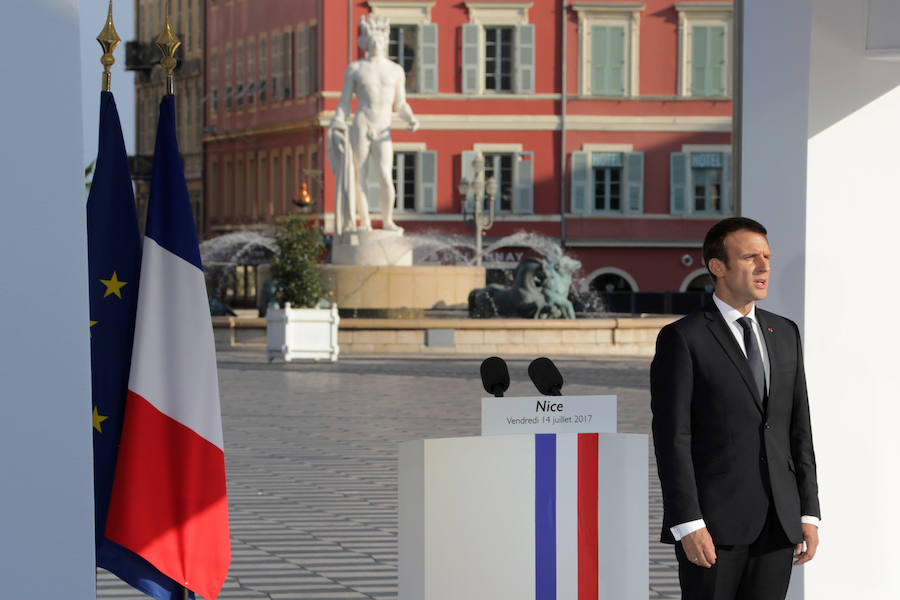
[326,15,418,234]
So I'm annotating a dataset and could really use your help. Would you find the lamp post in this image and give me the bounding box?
[459,153,499,266]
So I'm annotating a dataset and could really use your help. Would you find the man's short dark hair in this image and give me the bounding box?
[703,217,768,279]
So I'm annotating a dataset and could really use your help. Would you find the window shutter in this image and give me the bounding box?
[514,151,534,214]
[624,151,644,213]
[365,158,381,213]
[417,150,437,213]
[691,26,709,96]
[709,25,726,95]
[297,27,309,97]
[309,25,318,93]
[570,151,589,213]
[515,24,535,94]
[284,32,294,99]
[670,152,689,214]
[462,24,482,94]
[592,26,626,95]
[722,152,732,213]
[418,24,438,94]
[271,37,281,101]
[461,150,478,212]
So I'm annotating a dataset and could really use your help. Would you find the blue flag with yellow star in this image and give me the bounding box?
[88,91,187,600]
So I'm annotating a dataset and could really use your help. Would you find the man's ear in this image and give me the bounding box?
[708,258,726,278]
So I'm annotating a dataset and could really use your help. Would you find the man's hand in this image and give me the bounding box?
[682,527,717,568]
[407,118,420,133]
[794,523,819,565]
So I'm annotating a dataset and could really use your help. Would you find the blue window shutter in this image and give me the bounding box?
[515,24,535,94]
[571,151,589,213]
[296,27,309,97]
[591,26,626,95]
[418,24,438,94]
[691,26,709,96]
[670,152,689,214]
[709,26,726,95]
[365,157,381,213]
[722,152,731,213]
[514,151,534,214]
[461,150,478,212]
[624,151,644,213]
[462,24,482,94]
[417,150,437,213]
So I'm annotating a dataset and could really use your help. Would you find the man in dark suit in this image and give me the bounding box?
[651,217,820,599]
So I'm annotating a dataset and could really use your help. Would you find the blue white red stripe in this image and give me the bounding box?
[105,95,230,600]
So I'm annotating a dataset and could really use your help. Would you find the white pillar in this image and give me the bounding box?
[0,2,95,598]
[742,0,900,597]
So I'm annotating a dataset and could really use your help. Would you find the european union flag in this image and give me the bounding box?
[88,90,189,600]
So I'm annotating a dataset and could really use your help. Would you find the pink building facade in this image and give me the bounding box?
[205,0,733,294]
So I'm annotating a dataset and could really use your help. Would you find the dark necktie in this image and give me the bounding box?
[737,316,766,400]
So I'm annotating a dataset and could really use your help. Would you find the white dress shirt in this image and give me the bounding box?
[669,295,819,541]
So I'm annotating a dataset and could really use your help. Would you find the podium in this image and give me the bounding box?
[399,431,648,600]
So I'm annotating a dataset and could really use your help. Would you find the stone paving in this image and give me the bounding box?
[97,350,679,599]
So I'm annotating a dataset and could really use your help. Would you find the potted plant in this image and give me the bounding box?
[266,215,339,362]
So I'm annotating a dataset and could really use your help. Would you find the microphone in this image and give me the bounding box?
[480,356,510,397]
[528,357,563,396]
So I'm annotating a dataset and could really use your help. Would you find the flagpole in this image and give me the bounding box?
[157,10,193,600]
[96,0,120,92]
[155,0,181,97]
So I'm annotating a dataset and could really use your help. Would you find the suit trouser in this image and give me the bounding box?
[674,506,794,600]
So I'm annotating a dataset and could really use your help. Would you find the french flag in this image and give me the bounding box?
[105,95,231,600]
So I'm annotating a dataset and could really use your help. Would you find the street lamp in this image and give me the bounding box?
[459,153,499,266]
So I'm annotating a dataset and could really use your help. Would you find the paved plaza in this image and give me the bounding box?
[98,350,680,599]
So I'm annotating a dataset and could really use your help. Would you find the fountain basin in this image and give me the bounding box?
[321,265,486,314]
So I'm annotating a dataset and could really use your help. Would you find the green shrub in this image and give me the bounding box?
[271,215,325,308]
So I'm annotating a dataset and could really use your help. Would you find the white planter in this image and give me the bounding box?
[266,303,340,362]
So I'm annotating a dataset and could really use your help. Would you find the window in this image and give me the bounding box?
[670,149,732,215]
[258,37,268,103]
[296,25,318,98]
[369,1,438,93]
[570,149,644,214]
[271,33,282,102]
[210,50,218,113]
[365,148,437,213]
[676,3,733,97]
[573,3,642,96]
[247,40,255,107]
[282,32,294,100]
[224,46,232,111]
[461,3,534,95]
[390,25,418,92]
[462,148,533,214]
[236,43,244,109]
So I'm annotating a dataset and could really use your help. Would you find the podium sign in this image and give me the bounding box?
[399,433,648,600]
[481,395,617,435]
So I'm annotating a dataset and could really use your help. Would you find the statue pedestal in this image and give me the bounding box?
[332,230,413,266]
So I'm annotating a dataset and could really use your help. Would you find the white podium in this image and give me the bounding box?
[399,432,648,600]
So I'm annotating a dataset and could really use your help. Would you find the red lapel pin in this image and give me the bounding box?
[767,327,774,333]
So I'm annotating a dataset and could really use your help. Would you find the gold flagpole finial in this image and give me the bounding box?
[97,0,121,92]
[155,0,181,95]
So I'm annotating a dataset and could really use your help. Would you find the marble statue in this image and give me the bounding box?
[327,15,419,235]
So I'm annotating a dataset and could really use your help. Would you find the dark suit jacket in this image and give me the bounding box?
[650,305,820,545]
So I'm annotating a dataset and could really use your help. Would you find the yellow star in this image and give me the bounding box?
[93,406,109,433]
[100,271,127,299]
[90,320,98,338]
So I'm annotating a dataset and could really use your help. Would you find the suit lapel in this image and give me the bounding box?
[703,307,765,414]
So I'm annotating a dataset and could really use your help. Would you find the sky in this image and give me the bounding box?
[80,0,136,169]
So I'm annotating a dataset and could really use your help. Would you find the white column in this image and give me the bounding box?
[0,2,95,598]
[742,0,900,597]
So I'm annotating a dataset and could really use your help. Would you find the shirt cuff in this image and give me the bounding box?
[671,519,706,541]
[801,515,820,527]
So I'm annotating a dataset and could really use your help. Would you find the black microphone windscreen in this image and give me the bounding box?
[480,356,510,397]
[528,357,564,396]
